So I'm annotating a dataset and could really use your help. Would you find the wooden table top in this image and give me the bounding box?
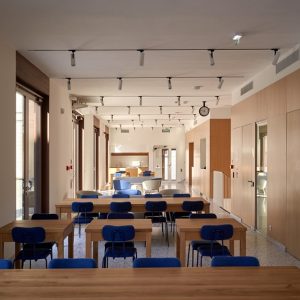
[0,267,299,299]
[85,219,152,233]
[0,220,73,234]
[57,196,209,207]
[176,217,247,232]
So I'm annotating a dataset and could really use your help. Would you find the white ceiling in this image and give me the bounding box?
[1,0,300,127]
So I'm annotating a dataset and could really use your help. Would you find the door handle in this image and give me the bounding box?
[247,180,255,187]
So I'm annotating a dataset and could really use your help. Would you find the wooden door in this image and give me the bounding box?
[188,143,194,185]
[241,123,256,227]
[287,110,300,259]
[231,127,242,216]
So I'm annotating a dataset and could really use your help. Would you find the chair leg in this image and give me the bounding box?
[192,249,195,267]
[79,224,81,238]
[165,221,169,247]
[200,255,203,267]
[21,260,24,269]
[196,252,199,267]
[29,260,32,269]
[187,244,190,267]
[45,258,48,269]
[161,222,164,235]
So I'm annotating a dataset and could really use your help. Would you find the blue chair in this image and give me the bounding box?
[79,194,99,218]
[0,259,13,269]
[133,257,181,268]
[173,193,191,198]
[110,201,132,213]
[196,224,233,266]
[116,190,142,196]
[12,227,52,268]
[143,170,152,176]
[211,256,260,267]
[144,193,162,198]
[113,179,131,190]
[72,202,94,237]
[49,258,97,269]
[102,225,137,268]
[187,213,217,267]
[108,213,134,219]
[24,213,59,259]
[112,194,130,198]
[145,201,169,246]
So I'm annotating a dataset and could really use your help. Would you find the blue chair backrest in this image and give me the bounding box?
[0,259,13,269]
[80,194,98,199]
[182,200,204,212]
[145,201,167,212]
[49,258,97,269]
[133,258,181,268]
[71,202,94,213]
[102,225,135,242]
[31,213,59,220]
[201,224,233,241]
[211,256,260,267]
[173,193,191,198]
[108,213,134,219]
[144,193,162,198]
[112,193,130,198]
[12,227,45,244]
[143,171,152,176]
[113,179,131,190]
[189,213,217,219]
[114,172,122,177]
[117,190,142,196]
[110,201,132,212]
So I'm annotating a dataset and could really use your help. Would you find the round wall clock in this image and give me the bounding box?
[199,101,210,117]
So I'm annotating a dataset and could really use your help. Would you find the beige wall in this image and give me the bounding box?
[0,42,16,257]
[49,79,73,212]
[231,68,300,258]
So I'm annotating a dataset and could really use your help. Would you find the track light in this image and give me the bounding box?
[159,106,162,114]
[167,77,172,90]
[218,77,224,89]
[141,122,144,128]
[178,119,181,124]
[272,48,280,65]
[70,50,76,67]
[139,96,143,106]
[128,106,131,114]
[215,96,220,106]
[111,114,113,121]
[177,96,181,106]
[134,126,136,130]
[155,119,158,125]
[162,124,164,128]
[95,107,98,113]
[107,120,110,124]
[138,49,144,66]
[138,114,141,121]
[194,114,197,125]
[191,106,195,114]
[168,114,171,121]
[118,77,123,90]
[208,49,215,66]
[67,78,71,90]
[100,96,104,106]
[131,119,134,125]
[119,124,122,129]
[151,127,154,130]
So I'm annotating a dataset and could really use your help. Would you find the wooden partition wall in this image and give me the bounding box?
[231,68,300,259]
[185,119,231,199]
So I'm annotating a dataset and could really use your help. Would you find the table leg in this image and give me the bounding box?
[86,232,92,258]
[176,231,186,267]
[93,241,98,261]
[175,231,180,258]
[204,204,210,214]
[55,207,61,219]
[15,243,21,269]
[0,240,4,259]
[240,233,246,256]
[145,233,152,257]
[57,238,64,258]
[67,212,72,220]
[68,230,74,258]
[229,239,235,255]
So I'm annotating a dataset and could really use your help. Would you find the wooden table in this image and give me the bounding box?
[85,219,152,263]
[56,196,210,219]
[0,267,299,299]
[176,218,247,266]
[0,220,74,268]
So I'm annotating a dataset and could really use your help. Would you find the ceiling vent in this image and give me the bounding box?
[121,129,129,133]
[162,128,171,133]
[240,81,253,96]
[276,49,299,74]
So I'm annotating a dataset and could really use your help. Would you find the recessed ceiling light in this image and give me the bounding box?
[233,33,243,45]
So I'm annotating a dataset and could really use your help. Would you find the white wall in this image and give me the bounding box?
[98,120,107,189]
[0,41,16,258]
[109,127,186,181]
[49,79,73,212]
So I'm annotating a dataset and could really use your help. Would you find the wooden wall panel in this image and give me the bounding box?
[286,69,300,113]
[286,110,300,258]
[267,114,287,244]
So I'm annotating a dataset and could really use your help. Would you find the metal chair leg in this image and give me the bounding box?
[29,260,31,269]
[165,222,169,247]
[187,244,190,267]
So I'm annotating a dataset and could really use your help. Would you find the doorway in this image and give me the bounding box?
[256,122,268,235]
[16,89,42,220]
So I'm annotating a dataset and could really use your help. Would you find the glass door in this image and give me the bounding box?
[16,89,42,220]
[161,148,177,181]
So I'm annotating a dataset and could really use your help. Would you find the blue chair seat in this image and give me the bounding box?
[211,256,260,267]
[190,240,220,249]
[98,213,108,219]
[23,242,55,251]
[104,241,134,250]
[49,258,97,269]
[0,259,13,269]
[147,216,167,223]
[15,248,52,261]
[116,189,141,196]
[197,244,231,257]
[80,212,99,218]
[133,257,181,268]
